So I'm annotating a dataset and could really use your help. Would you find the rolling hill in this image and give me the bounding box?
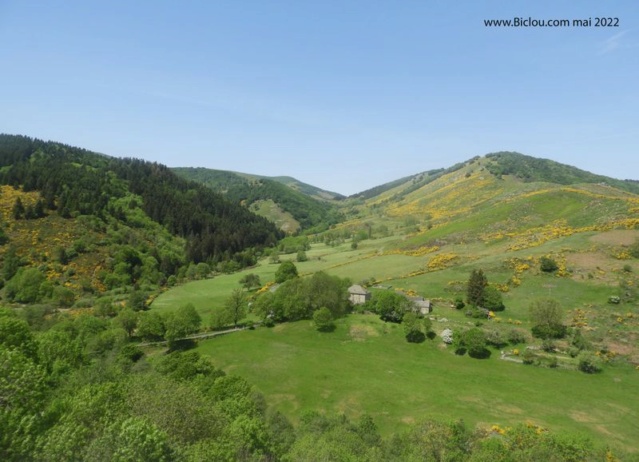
[150,151,639,453]
[172,167,344,233]
[0,134,282,304]
[3,135,639,458]
[338,153,639,250]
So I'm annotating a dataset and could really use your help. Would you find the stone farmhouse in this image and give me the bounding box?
[348,284,371,305]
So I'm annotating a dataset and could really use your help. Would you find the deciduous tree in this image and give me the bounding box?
[164,303,202,348]
[275,261,298,283]
[313,307,335,332]
[403,312,426,343]
[239,273,261,291]
[529,298,566,339]
[223,289,248,327]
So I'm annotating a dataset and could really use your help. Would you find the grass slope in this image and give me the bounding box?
[153,152,639,452]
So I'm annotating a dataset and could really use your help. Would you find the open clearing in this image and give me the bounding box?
[153,224,639,453]
[197,314,639,452]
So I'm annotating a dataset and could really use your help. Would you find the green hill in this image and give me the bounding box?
[485,151,639,193]
[339,153,639,248]
[173,167,343,233]
[3,137,639,458]
[150,150,639,450]
[0,134,282,304]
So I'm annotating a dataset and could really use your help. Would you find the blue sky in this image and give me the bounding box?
[1,1,637,195]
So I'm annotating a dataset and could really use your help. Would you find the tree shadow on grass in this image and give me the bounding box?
[168,339,197,352]
[317,324,336,333]
[406,331,426,343]
[468,348,492,359]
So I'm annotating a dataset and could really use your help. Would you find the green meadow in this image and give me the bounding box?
[151,211,639,452]
[196,315,639,452]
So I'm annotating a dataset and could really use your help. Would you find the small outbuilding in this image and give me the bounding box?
[409,296,432,315]
[348,284,371,305]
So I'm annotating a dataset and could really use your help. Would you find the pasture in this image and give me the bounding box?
[151,227,639,452]
[196,314,639,452]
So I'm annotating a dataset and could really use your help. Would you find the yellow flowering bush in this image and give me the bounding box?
[427,253,458,271]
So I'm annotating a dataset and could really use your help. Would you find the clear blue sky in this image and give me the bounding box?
[1,1,637,195]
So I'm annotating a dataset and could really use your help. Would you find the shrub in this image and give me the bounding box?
[540,256,559,273]
[454,328,490,359]
[547,356,559,368]
[541,339,555,353]
[465,307,488,319]
[578,353,602,374]
[482,286,505,312]
[529,298,566,339]
[532,323,567,340]
[571,329,590,351]
[118,344,144,363]
[313,307,335,332]
[568,347,580,358]
[53,286,75,308]
[522,349,536,365]
[485,330,507,348]
[403,312,426,343]
[507,329,527,345]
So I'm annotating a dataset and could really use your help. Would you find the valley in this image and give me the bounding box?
[2,136,638,459]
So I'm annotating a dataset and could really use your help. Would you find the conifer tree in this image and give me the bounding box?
[466,269,488,307]
[12,197,25,219]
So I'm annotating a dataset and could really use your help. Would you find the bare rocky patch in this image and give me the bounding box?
[590,230,639,246]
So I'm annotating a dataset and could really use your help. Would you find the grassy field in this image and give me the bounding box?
[196,314,639,452]
[151,218,639,452]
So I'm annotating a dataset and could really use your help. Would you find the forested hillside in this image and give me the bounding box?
[485,151,639,193]
[173,167,343,233]
[0,135,282,302]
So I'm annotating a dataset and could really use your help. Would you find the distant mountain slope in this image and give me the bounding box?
[242,174,345,201]
[174,167,344,201]
[173,167,343,233]
[338,153,639,253]
[485,151,639,194]
[351,152,638,203]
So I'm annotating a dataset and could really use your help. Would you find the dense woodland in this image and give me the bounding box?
[173,167,344,232]
[0,135,282,266]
